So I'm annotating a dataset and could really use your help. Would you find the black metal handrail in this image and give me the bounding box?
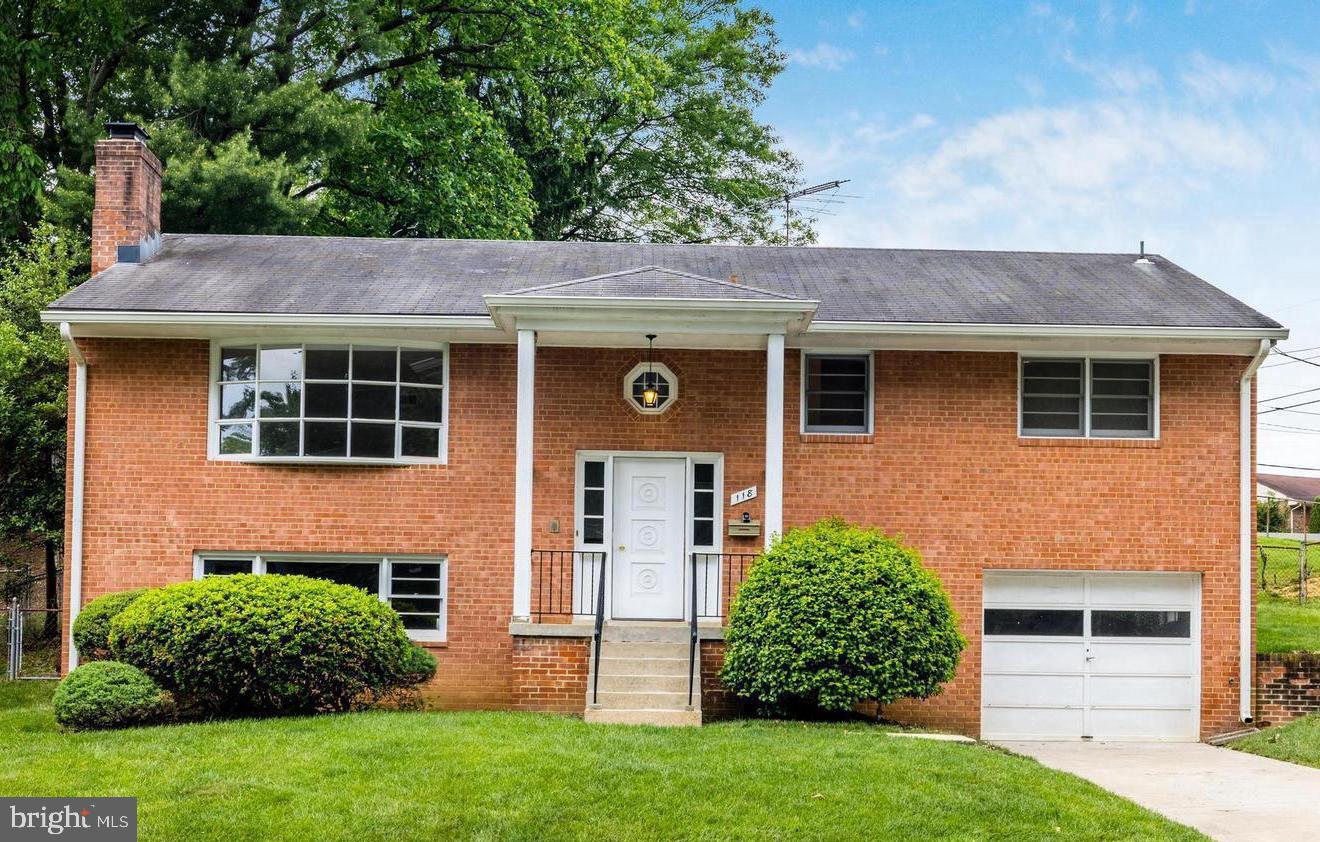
[591,552,608,706]
[530,549,606,622]
[688,552,760,706]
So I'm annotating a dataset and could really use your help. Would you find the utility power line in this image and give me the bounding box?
[1260,462,1320,472]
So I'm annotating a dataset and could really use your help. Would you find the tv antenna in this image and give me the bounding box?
[782,180,852,242]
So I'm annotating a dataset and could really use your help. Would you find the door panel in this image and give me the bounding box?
[611,458,686,619]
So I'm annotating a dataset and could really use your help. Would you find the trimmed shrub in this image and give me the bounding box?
[396,644,438,686]
[108,574,422,716]
[722,519,965,716]
[72,589,147,661]
[53,661,169,730]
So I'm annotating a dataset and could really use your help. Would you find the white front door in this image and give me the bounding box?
[981,571,1200,741]
[611,457,686,619]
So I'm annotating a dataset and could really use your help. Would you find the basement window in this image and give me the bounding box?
[212,342,447,463]
[195,552,447,641]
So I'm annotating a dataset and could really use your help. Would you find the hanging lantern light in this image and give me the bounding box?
[641,334,660,408]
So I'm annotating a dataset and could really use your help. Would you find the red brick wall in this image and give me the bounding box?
[91,138,161,276]
[64,340,1251,734]
[782,352,1249,737]
[1256,653,1320,725]
[511,636,590,714]
[699,640,742,720]
[65,339,518,709]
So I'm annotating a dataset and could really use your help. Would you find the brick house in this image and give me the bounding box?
[43,123,1287,739]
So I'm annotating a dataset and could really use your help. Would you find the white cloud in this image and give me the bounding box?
[787,42,855,71]
[891,103,1264,207]
[1181,52,1276,100]
[846,10,865,29]
[1063,51,1161,94]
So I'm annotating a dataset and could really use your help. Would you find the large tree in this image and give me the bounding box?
[6,0,803,244]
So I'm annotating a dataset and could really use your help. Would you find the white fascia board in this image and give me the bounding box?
[42,310,496,329]
[484,295,818,335]
[807,320,1288,341]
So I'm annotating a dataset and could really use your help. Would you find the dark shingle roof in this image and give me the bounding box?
[47,233,1281,329]
[1258,473,1320,502]
[503,266,807,301]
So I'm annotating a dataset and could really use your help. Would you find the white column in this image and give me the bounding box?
[764,333,785,550]
[513,328,536,620]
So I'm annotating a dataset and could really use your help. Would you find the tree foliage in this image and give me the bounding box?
[6,0,802,244]
[0,224,85,547]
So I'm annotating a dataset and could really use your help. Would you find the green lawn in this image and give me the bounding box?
[1232,715,1320,769]
[1258,593,1320,653]
[0,682,1202,841]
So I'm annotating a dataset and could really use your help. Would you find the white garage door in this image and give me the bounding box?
[981,571,1200,742]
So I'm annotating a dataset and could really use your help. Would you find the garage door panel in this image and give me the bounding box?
[982,706,1086,740]
[984,673,1083,707]
[980,572,1200,742]
[983,639,1084,674]
[1088,674,1196,707]
[1088,707,1197,741]
[1086,641,1196,674]
[984,573,1083,604]
[1087,575,1195,607]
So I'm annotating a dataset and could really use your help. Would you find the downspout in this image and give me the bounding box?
[59,323,87,672]
[1239,338,1273,723]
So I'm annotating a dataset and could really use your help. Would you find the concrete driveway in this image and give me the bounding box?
[998,741,1320,841]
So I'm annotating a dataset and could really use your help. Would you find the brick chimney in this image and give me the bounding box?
[91,122,162,276]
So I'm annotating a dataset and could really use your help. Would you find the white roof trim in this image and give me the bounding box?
[42,310,497,329]
[503,264,805,301]
[807,320,1289,341]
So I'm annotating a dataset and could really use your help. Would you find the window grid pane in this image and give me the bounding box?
[198,555,445,639]
[582,460,606,546]
[804,354,870,433]
[216,343,444,461]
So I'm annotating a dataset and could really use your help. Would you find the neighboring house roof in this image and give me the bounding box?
[46,233,1282,329]
[504,266,808,302]
[1257,473,1320,503]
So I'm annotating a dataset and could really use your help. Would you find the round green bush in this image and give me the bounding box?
[108,574,420,716]
[396,644,438,686]
[72,589,146,661]
[721,519,966,716]
[53,660,168,730]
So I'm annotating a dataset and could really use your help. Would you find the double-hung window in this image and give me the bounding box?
[196,553,447,641]
[802,352,873,434]
[214,343,446,462]
[1020,357,1157,438]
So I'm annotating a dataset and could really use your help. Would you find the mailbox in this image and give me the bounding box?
[727,519,760,537]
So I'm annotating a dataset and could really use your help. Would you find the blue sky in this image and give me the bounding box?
[755,0,1320,474]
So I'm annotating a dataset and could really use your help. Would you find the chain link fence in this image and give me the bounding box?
[1,565,62,680]
[1258,495,1317,604]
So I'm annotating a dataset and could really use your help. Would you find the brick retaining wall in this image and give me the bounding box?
[1257,652,1320,725]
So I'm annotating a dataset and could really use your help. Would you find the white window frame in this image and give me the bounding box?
[799,350,874,435]
[193,551,448,642]
[1018,353,1160,440]
[622,361,679,414]
[207,338,449,465]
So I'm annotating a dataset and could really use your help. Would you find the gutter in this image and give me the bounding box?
[59,324,87,672]
[1239,338,1274,723]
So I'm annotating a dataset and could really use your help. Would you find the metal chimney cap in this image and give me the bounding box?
[104,121,150,142]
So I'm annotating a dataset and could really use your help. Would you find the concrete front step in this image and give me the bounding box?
[600,622,691,643]
[598,655,690,676]
[595,672,692,693]
[599,641,689,660]
[584,707,702,727]
[593,689,692,710]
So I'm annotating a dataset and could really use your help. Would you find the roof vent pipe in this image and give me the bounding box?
[1135,240,1154,265]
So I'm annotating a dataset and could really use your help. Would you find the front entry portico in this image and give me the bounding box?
[489,265,819,623]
